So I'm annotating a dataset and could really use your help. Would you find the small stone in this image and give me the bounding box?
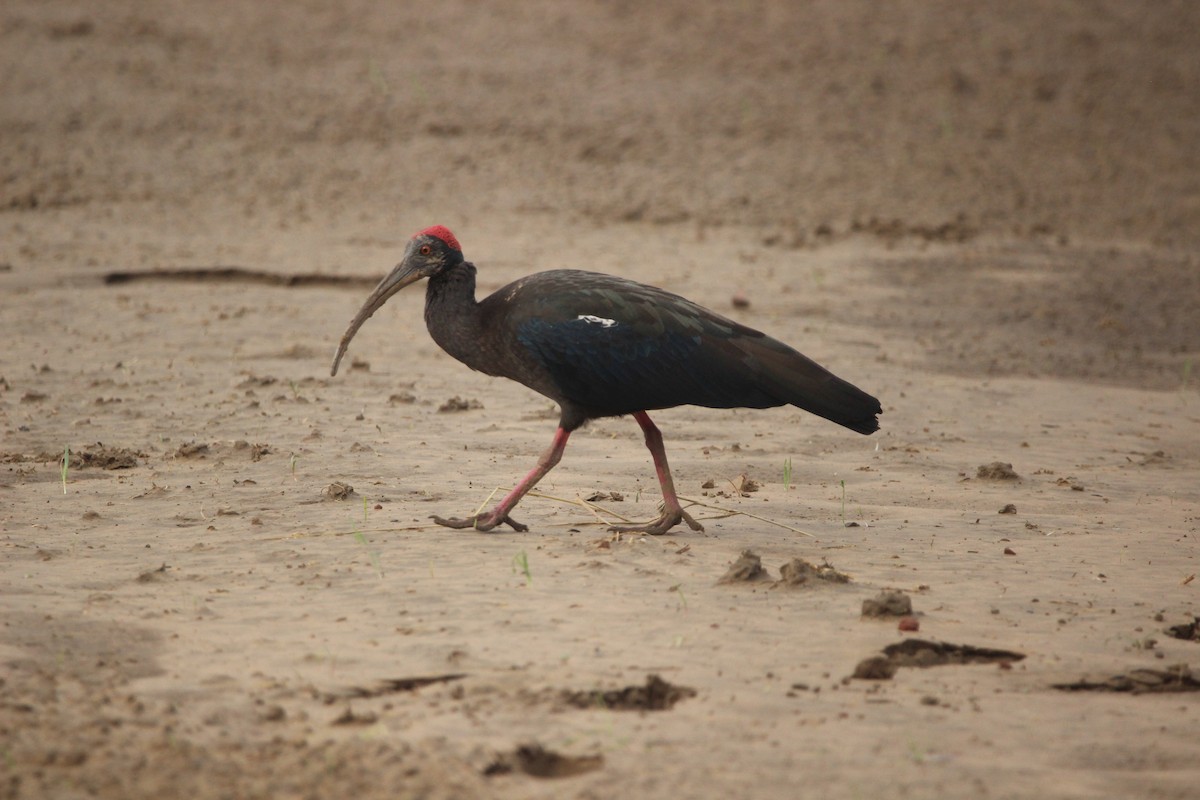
[776,558,850,586]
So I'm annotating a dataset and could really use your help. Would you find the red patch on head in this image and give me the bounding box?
[415,225,461,252]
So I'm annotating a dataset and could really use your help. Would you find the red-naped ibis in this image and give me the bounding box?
[331,225,881,535]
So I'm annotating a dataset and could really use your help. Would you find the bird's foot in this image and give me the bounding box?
[608,508,704,536]
[431,511,529,533]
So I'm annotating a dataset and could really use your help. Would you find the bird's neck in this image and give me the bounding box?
[424,261,487,370]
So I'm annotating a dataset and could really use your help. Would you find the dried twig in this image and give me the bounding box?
[676,495,815,537]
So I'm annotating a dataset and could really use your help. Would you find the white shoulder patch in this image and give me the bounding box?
[577,314,618,328]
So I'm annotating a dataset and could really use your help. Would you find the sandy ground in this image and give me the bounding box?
[3,2,1200,798]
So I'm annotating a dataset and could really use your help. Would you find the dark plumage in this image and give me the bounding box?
[332,225,881,535]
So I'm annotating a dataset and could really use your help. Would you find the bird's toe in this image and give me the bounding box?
[431,514,479,530]
[499,515,529,532]
[433,511,528,533]
[609,508,701,536]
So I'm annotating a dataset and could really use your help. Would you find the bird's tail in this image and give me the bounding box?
[752,340,882,434]
[796,372,882,434]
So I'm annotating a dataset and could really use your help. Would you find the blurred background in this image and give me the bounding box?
[5,0,1199,241]
[3,0,1199,385]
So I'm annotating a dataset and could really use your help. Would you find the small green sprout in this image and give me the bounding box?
[353,530,384,580]
[670,583,688,611]
[512,550,532,585]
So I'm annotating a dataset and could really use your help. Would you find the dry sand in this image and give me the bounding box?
[3,2,1199,798]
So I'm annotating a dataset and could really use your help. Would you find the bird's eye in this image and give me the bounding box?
[419,244,432,256]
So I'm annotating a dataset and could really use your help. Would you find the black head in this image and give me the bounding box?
[330,225,465,376]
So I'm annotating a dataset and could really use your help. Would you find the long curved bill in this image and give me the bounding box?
[330,262,425,376]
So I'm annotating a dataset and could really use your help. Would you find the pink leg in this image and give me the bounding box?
[609,411,704,535]
[433,427,571,532]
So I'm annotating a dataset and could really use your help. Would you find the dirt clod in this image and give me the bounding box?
[775,558,850,587]
[585,490,624,502]
[563,674,696,711]
[136,563,171,583]
[852,656,898,680]
[734,474,760,494]
[331,707,378,726]
[438,396,483,412]
[718,550,770,583]
[977,462,1019,480]
[325,674,467,702]
[862,590,913,617]
[1165,618,1200,642]
[174,442,210,459]
[230,440,272,461]
[324,482,355,501]
[484,744,604,779]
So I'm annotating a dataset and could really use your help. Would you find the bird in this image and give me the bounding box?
[331,225,881,535]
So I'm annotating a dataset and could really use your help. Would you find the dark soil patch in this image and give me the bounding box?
[869,249,1200,390]
[71,444,142,469]
[233,440,271,461]
[103,268,379,288]
[1165,617,1200,643]
[1053,665,1200,694]
[563,674,695,711]
[484,744,603,779]
[324,674,467,702]
[136,563,171,583]
[852,656,898,680]
[2,444,143,469]
[174,442,210,459]
[853,639,1025,680]
[883,639,1025,667]
[437,396,484,413]
[73,448,139,472]
[331,708,379,726]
